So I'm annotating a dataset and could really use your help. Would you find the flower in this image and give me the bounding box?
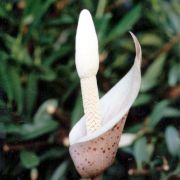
[69,9,142,178]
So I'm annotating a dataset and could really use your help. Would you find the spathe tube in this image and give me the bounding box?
[69,32,142,178]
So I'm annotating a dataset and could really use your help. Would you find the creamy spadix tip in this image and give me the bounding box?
[79,9,91,18]
[75,9,99,78]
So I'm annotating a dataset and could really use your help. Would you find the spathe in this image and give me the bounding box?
[69,32,142,178]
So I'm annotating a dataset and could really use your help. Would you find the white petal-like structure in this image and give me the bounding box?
[69,32,142,178]
[70,32,141,145]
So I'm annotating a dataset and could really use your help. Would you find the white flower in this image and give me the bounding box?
[69,9,142,178]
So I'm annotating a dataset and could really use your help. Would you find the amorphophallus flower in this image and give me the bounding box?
[69,9,142,178]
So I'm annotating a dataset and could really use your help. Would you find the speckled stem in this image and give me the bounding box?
[80,75,101,134]
[92,174,103,180]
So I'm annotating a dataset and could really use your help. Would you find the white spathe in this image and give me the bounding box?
[119,133,136,147]
[69,32,141,145]
[75,9,99,78]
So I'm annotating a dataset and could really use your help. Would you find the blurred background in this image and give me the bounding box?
[0,0,180,179]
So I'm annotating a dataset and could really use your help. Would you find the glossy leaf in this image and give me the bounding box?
[26,73,38,116]
[105,4,141,44]
[51,161,68,180]
[71,94,83,127]
[148,100,180,128]
[21,99,59,139]
[134,137,149,169]
[0,61,13,101]
[141,54,166,92]
[165,126,179,156]
[168,63,180,86]
[20,150,40,169]
[133,93,152,107]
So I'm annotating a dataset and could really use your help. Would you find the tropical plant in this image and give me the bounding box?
[0,0,179,179]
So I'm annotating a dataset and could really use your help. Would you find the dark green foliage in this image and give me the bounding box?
[0,0,179,179]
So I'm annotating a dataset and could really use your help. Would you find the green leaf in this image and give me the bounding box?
[23,0,55,25]
[148,100,169,127]
[44,45,71,67]
[0,50,9,60]
[81,0,94,11]
[111,54,128,68]
[61,80,78,103]
[163,107,180,117]
[95,0,107,18]
[71,94,83,127]
[105,4,142,44]
[26,73,38,116]
[51,161,68,180]
[141,54,166,92]
[40,149,66,162]
[22,0,56,42]
[10,35,32,65]
[20,150,40,169]
[0,5,8,17]
[46,14,74,26]
[134,137,149,169]
[139,33,163,47]
[38,68,57,81]
[0,99,6,109]
[163,1,180,34]
[21,99,59,139]
[21,120,58,140]
[34,99,57,123]
[133,93,152,107]
[0,61,13,101]
[148,100,180,128]
[127,123,143,133]
[95,13,112,46]
[168,63,180,86]
[165,126,179,156]
[9,67,23,113]
[1,100,58,138]
[0,123,21,134]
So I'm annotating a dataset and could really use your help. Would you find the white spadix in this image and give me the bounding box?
[75,9,99,78]
[75,9,101,134]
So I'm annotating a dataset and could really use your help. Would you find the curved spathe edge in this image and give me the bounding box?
[69,32,142,145]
